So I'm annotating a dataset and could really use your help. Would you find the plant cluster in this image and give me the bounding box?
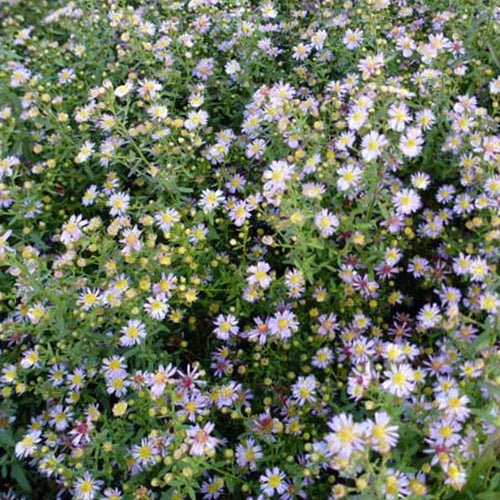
[0,0,499,499]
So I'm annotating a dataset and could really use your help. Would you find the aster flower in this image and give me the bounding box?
[444,462,467,491]
[144,294,169,320]
[186,422,219,456]
[314,209,339,238]
[269,309,299,340]
[132,438,157,469]
[343,28,364,49]
[337,164,362,191]
[292,375,318,406]
[78,288,101,311]
[108,192,130,216]
[201,476,225,500]
[367,411,399,454]
[388,102,412,132]
[246,261,272,289]
[120,226,142,255]
[347,106,368,130]
[263,160,295,193]
[199,189,224,211]
[382,363,416,397]
[436,389,470,421]
[428,419,462,447]
[119,319,147,346]
[213,314,239,341]
[154,208,180,232]
[178,393,208,422]
[148,364,177,398]
[381,469,410,500]
[312,347,334,369]
[15,430,41,459]
[185,110,209,130]
[114,81,133,98]
[417,303,442,329]
[229,200,252,227]
[361,130,388,161]
[259,467,287,496]
[392,188,422,215]
[236,438,263,471]
[49,404,73,431]
[75,141,94,164]
[325,413,366,459]
[74,472,102,500]
[138,78,162,100]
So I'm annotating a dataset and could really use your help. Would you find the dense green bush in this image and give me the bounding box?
[0,0,499,498]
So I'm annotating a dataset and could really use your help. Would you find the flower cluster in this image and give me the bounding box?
[0,0,499,499]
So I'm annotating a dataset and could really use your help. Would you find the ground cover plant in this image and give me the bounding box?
[0,0,499,498]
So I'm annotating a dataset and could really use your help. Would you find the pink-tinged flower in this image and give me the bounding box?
[176,363,204,392]
[186,422,219,456]
[318,313,338,336]
[138,78,162,100]
[246,316,270,345]
[68,419,93,446]
[193,58,214,80]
